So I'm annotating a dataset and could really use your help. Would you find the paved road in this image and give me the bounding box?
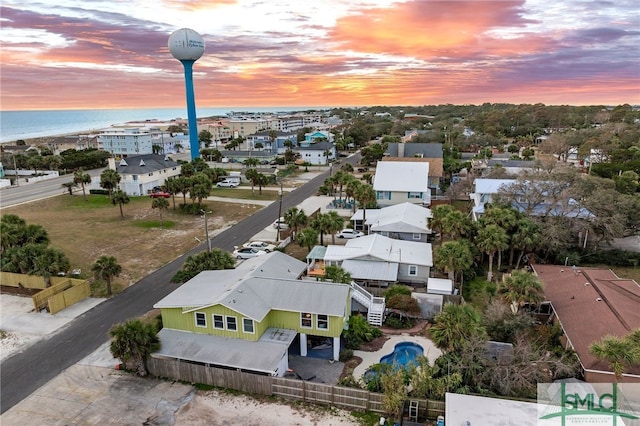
[0,153,360,413]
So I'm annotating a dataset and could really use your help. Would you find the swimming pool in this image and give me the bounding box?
[380,342,424,368]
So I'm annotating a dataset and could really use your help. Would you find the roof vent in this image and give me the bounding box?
[596,297,602,302]
[585,283,590,286]
[139,159,146,166]
[119,158,128,166]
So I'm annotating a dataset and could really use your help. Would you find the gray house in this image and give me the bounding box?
[350,202,433,242]
[318,234,433,288]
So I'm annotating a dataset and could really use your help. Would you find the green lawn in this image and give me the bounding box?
[210,187,280,200]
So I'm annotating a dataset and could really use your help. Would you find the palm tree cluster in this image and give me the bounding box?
[0,214,70,281]
[432,203,542,293]
[170,249,236,283]
[109,317,160,376]
[425,301,577,399]
[91,255,122,296]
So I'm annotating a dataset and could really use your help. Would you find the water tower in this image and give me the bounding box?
[168,28,205,160]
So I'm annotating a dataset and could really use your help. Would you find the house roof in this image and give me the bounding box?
[384,143,443,159]
[296,140,334,151]
[324,234,432,267]
[115,154,180,174]
[341,259,399,281]
[382,156,444,178]
[427,278,453,295]
[533,264,640,377]
[154,252,348,321]
[373,161,429,192]
[155,327,296,375]
[350,202,432,233]
[473,178,516,194]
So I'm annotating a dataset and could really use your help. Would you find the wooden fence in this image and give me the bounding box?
[1,272,90,314]
[147,357,444,420]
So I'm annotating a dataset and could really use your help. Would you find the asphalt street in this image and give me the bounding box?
[0,153,360,413]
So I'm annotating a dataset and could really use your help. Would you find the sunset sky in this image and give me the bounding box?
[1,0,639,111]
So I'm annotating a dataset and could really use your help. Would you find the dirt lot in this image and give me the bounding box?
[1,194,261,295]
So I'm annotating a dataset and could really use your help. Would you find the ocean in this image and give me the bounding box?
[0,107,326,144]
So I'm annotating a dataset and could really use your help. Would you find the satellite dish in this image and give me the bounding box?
[168,28,205,61]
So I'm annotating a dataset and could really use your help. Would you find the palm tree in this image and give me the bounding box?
[73,169,92,201]
[111,189,130,218]
[324,265,352,284]
[442,209,471,240]
[284,207,308,241]
[355,183,376,234]
[498,270,544,313]
[429,303,486,353]
[109,318,160,376]
[345,179,361,212]
[297,227,319,253]
[61,181,77,196]
[310,213,333,245]
[171,249,236,283]
[430,204,454,243]
[590,335,640,382]
[511,218,541,268]
[100,169,121,197]
[325,211,345,244]
[244,157,259,168]
[245,168,259,195]
[189,173,212,204]
[91,255,122,296]
[476,224,509,281]
[434,240,474,294]
[152,197,169,228]
[165,176,179,209]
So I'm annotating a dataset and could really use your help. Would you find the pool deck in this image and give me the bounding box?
[352,334,443,381]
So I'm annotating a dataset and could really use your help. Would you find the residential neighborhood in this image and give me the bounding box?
[2,104,639,425]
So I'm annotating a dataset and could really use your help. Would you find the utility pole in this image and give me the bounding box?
[201,209,212,253]
[276,181,283,243]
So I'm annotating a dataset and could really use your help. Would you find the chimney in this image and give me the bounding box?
[398,143,405,157]
[107,157,116,170]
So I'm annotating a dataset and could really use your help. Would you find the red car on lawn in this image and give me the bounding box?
[150,191,171,198]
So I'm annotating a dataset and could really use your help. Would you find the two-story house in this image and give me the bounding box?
[105,154,181,196]
[373,161,430,207]
[295,139,336,165]
[383,143,444,195]
[349,202,433,242]
[307,234,433,289]
[152,252,351,377]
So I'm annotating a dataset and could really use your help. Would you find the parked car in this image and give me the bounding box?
[243,241,277,252]
[357,167,369,173]
[272,218,289,230]
[336,229,364,239]
[216,180,239,188]
[232,247,267,259]
[150,191,171,198]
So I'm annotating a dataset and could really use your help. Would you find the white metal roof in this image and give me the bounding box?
[155,328,295,375]
[427,278,453,295]
[473,178,516,194]
[324,234,432,266]
[373,161,429,192]
[350,202,432,233]
[341,259,398,281]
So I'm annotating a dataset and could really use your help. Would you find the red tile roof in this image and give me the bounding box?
[532,264,640,376]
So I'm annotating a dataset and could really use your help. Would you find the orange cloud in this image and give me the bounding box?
[329,1,549,59]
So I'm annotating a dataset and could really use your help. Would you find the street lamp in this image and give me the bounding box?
[276,182,283,243]
[200,209,212,253]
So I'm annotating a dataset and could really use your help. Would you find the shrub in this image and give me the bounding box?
[178,203,204,215]
[339,348,353,362]
[89,189,109,195]
[384,315,413,329]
